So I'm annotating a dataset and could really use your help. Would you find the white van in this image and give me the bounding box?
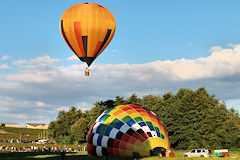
[36,139,48,144]
[183,149,212,157]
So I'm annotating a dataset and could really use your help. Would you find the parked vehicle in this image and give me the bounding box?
[183,149,212,157]
[36,139,48,144]
[214,149,229,157]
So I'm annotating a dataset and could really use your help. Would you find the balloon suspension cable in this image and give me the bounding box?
[85,67,90,76]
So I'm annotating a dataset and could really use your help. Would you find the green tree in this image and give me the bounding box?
[48,87,240,149]
[48,106,83,142]
[142,95,159,109]
[55,135,74,144]
[71,118,89,143]
[85,102,108,128]
[160,87,240,149]
[142,95,164,114]
[98,100,115,109]
[126,93,142,106]
[114,96,127,106]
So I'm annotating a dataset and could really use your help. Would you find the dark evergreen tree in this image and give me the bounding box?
[98,99,115,109]
[114,96,127,106]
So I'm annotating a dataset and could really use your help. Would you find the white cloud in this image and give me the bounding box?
[75,102,92,111]
[4,113,29,120]
[0,64,11,70]
[1,55,11,60]
[28,55,59,64]
[1,44,240,124]
[7,56,60,83]
[6,72,56,83]
[0,95,59,123]
[225,99,240,112]
[160,44,240,80]
[67,55,79,61]
[57,106,71,112]
[0,105,10,112]
[13,60,28,65]
[36,101,45,107]
[14,55,59,65]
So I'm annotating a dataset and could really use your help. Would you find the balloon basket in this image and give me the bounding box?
[85,68,90,76]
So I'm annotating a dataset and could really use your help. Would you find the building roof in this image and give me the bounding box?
[25,123,48,127]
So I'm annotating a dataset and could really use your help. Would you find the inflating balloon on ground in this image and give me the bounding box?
[87,104,173,158]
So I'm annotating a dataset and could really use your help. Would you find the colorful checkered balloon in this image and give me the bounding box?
[87,104,171,157]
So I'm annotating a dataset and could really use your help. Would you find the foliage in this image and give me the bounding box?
[85,102,108,129]
[158,87,240,150]
[55,135,74,145]
[48,87,240,149]
[48,106,83,138]
[71,118,89,144]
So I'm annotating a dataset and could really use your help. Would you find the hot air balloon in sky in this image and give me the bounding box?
[60,3,116,76]
[87,105,172,158]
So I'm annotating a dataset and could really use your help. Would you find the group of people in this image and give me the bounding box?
[0,145,87,153]
[0,139,36,143]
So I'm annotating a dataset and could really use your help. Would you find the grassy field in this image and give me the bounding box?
[0,150,239,160]
[0,142,84,150]
[0,126,45,141]
[1,127,239,159]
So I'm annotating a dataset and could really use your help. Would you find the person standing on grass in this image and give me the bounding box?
[61,151,66,160]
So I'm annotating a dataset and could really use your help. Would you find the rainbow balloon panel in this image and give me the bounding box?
[87,104,171,157]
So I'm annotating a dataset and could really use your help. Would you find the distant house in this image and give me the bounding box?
[0,123,19,128]
[25,123,49,129]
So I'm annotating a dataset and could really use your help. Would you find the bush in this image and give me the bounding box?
[55,135,75,145]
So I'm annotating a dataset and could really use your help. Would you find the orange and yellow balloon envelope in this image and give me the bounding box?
[60,3,116,76]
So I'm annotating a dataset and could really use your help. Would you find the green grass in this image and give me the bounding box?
[0,126,44,136]
[0,150,239,160]
[0,126,45,141]
[0,142,85,150]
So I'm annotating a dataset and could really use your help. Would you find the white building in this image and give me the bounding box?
[0,123,19,128]
[25,123,49,129]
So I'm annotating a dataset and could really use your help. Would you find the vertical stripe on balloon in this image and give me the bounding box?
[60,20,78,56]
[82,36,88,57]
[93,41,103,57]
[94,29,112,57]
[74,22,85,57]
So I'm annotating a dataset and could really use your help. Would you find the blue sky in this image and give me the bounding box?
[0,0,240,124]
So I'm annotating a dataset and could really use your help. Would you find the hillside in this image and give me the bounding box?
[0,126,46,141]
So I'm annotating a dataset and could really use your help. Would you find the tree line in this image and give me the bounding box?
[48,87,240,149]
